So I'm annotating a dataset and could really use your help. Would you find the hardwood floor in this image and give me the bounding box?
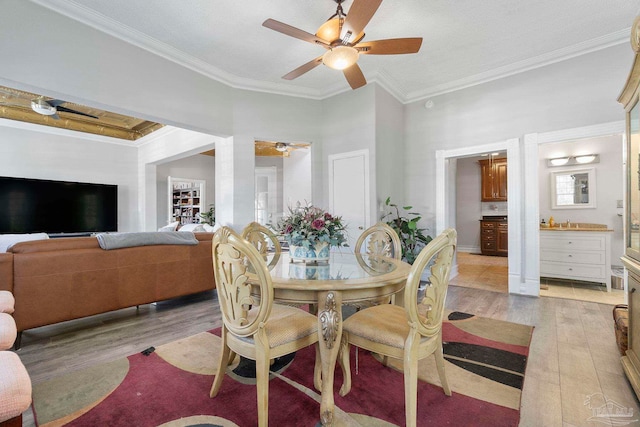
[16,287,638,426]
[453,252,626,306]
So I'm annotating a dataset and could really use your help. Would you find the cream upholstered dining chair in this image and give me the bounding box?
[209,227,319,427]
[350,222,402,308]
[241,221,281,269]
[354,222,402,261]
[339,228,457,427]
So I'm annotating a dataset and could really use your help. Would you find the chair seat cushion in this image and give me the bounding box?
[256,304,318,349]
[0,292,14,314]
[0,314,16,351]
[0,351,32,422]
[343,304,409,349]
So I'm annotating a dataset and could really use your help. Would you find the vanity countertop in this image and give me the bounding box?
[540,226,613,232]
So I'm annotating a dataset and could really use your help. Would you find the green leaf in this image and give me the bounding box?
[408,221,417,230]
[402,205,413,210]
[385,196,391,205]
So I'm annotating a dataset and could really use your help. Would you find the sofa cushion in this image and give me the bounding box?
[0,233,48,253]
[158,221,180,232]
[178,223,205,232]
[0,352,31,422]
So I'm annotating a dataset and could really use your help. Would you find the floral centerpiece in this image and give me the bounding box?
[276,204,348,263]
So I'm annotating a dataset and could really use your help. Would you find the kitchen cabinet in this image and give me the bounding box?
[480,217,508,256]
[479,158,507,201]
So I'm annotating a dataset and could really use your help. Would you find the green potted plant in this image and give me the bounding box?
[199,204,215,225]
[381,197,432,264]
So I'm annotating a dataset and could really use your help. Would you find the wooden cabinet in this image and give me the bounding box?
[619,16,640,401]
[479,158,507,201]
[480,218,508,256]
[540,230,611,291]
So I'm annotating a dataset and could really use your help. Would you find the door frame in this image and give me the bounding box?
[436,138,522,294]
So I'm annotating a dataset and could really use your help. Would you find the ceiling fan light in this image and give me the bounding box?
[322,46,359,70]
[31,99,56,116]
[275,142,288,152]
[316,17,341,42]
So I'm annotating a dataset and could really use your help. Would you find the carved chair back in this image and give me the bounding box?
[404,228,456,338]
[241,221,281,269]
[355,222,402,260]
[212,226,274,338]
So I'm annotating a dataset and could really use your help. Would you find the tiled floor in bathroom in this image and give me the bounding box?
[452,252,626,305]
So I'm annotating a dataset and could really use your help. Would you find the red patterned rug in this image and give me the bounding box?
[32,311,533,426]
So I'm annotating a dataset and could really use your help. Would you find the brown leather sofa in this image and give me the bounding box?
[0,233,215,347]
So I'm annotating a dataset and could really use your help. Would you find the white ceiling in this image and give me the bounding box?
[32,0,640,103]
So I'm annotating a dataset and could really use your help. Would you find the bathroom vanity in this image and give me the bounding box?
[539,226,612,291]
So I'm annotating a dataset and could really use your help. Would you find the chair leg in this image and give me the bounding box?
[313,343,322,392]
[435,337,452,396]
[338,333,352,397]
[210,331,230,398]
[404,342,419,427]
[256,352,270,427]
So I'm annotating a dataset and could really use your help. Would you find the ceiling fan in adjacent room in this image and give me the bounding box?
[29,97,99,120]
[255,140,310,156]
[262,0,423,90]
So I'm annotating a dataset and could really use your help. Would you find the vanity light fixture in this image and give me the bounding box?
[575,154,597,164]
[547,154,599,167]
[549,157,570,166]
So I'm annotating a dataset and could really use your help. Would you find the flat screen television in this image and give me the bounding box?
[0,176,118,235]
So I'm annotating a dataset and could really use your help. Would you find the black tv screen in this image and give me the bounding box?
[0,176,117,235]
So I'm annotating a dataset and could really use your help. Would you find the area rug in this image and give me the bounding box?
[31,311,533,427]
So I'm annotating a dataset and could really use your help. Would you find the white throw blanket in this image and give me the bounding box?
[96,231,198,250]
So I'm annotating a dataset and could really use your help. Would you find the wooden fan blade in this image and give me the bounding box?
[263,19,330,46]
[282,56,324,80]
[340,0,383,43]
[357,38,423,55]
[343,63,366,90]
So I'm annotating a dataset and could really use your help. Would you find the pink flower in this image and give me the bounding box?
[324,212,333,220]
[311,219,325,230]
[285,224,293,234]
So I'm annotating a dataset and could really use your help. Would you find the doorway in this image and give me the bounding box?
[436,138,522,294]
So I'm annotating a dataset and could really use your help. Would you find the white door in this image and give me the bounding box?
[329,150,370,249]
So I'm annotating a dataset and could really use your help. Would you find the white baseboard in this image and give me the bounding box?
[457,245,481,254]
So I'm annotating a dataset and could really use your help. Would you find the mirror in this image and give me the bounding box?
[550,167,596,209]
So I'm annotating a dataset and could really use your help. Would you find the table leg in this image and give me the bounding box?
[317,290,342,427]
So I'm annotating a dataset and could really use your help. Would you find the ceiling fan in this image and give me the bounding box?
[30,97,98,120]
[262,0,422,90]
[255,140,310,153]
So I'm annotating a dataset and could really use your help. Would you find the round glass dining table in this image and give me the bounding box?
[263,251,411,426]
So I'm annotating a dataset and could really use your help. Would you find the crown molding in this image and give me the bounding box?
[404,28,630,103]
[28,0,632,105]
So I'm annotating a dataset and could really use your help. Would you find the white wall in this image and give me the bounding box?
[404,44,632,234]
[538,135,624,267]
[455,157,482,252]
[0,123,138,231]
[375,85,405,219]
